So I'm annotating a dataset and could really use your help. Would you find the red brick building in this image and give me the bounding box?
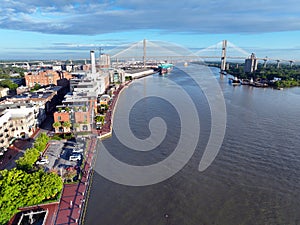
[53,111,71,133]
[25,70,73,88]
[53,104,93,133]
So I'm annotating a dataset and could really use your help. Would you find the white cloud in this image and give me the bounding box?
[1,0,300,35]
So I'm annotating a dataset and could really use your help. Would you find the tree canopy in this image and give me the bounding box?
[223,63,300,88]
[0,79,18,90]
[15,133,50,171]
[0,169,63,225]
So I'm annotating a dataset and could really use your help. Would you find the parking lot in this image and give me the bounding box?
[42,138,86,172]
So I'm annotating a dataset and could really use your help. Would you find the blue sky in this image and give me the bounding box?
[1,0,300,60]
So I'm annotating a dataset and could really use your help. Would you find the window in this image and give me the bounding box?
[58,116,61,121]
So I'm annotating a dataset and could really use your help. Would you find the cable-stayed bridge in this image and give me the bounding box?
[107,39,300,70]
[1,40,299,70]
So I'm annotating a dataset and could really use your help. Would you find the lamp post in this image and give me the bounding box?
[164,213,169,225]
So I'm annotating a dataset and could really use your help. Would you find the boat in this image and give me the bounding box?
[158,63,173,75]
[241,79,250,85]
[229,77,241,86]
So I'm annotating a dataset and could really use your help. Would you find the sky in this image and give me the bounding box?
[1,0,300,60]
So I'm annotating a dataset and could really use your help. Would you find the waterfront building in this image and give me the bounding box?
[54,96,94,133]
[109,69,126,83]
[244,53,258,73]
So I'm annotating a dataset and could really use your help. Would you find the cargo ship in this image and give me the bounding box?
[158,63,173,75]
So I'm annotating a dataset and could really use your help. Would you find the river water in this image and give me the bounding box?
[85,64,300,225]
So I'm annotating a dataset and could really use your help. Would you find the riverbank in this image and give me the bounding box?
[98,71,156,140]
[97,80,132,140]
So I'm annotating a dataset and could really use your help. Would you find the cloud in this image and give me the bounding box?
[1,0,300,35]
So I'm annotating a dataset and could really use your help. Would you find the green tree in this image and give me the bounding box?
[65,106,71,112]
[0,79,18,90]
[0,169,63,225]
[15,133,50,171]
[53,121,61,132]
[95,115,105,124]
[62,121,72,132]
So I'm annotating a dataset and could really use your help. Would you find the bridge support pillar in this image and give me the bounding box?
[276,60,281,69]
[221,40,227,72]
[143,39,146,68]
[263,58,268,68]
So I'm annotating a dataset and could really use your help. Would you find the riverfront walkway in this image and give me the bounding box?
[97,81,132,138]
[55,136,97,224]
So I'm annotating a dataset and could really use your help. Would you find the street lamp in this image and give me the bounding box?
[164,213,169,225]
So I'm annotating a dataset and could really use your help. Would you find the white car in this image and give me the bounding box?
[69,154,82,161]
[72,148,84,153]
[74,143,84,147]
[36,158,49,165]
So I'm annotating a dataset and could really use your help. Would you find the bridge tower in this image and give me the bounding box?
[263,57,268,68]
[220,40,227,72]
[276,60,281,69]
[143,39,146,68]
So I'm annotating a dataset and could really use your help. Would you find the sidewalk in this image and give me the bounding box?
[55,137,97,225]
[97,82,130,138]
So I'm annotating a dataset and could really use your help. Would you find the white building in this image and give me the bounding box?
[244,53,258,73]
[0,107,36,149]
[0,88,9,98]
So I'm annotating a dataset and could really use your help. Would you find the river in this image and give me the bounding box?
[84,64,300,225]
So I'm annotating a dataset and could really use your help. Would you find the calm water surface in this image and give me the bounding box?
[85,65,300,225]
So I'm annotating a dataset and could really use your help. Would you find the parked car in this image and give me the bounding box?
[72,148,84,153]
[69,154,82,161]
[36,158,49,165]
[0,147,7,156]
[74,143,84,147]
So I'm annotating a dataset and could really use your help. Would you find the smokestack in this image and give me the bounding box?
[90,50,96,74]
